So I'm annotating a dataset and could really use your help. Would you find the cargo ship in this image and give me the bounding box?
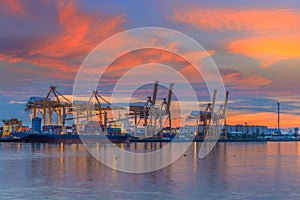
[10,132,130,143]
[1,118,130,143]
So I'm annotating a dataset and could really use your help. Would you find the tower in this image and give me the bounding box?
[277,101,280,132]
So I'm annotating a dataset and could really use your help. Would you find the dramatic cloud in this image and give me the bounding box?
[228,37,300,68]
[173,8,300,32]
[173,8,300,67]
[0,0,125,78]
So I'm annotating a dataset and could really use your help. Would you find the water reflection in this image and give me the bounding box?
[0,142,300,199]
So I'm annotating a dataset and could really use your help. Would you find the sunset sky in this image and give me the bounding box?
[1,0,300,128]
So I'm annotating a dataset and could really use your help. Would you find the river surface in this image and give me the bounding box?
[1,142,300,200]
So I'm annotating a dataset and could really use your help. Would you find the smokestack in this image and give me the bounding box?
[277,101,280,131]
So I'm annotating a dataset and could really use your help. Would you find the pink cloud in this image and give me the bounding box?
[0,0,126,78]
[173,8,300,32]
[222,69,271,87]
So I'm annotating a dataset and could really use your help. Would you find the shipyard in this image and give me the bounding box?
[1,84,298,143]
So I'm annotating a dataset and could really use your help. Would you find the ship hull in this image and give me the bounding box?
[11,132,129,143]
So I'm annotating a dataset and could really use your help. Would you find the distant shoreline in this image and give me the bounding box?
[129,138,300,143]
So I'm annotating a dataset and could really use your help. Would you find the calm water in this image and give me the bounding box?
[1,142,300,200]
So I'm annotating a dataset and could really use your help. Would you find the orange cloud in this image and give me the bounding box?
[101,49,188,79]
[173,8,300,32]
[222,70,271,87]
[173,7,300,67]
[0,0,125,78]
[228,36,300,68]
[99,47,271,89]
[102,48,216,82]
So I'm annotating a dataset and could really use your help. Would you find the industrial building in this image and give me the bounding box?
[225,124,270,137]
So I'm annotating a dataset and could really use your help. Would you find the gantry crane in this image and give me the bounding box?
[191,90,229,138]
[129,81,173,137]
[71,90,123,134]
[25,86,72,127]
[90,90,112,125]
[198,89,217,137]
[218,91,229,138]
[2,118,23,136]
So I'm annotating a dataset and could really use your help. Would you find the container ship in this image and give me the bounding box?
[1,118,130,143]
[11,132,130,143]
